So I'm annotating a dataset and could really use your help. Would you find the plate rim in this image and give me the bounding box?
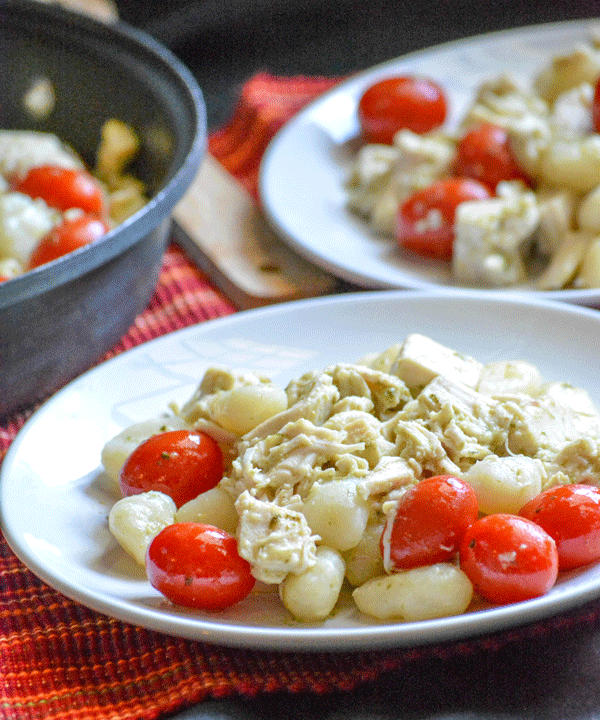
[259,17,600,306]
[3,289,600,651]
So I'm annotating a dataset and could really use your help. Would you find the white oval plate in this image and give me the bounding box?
[3,291,600,651]
[259,19,600,306]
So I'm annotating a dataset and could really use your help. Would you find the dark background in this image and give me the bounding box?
[119,0,600,129]
[114,3,600,718]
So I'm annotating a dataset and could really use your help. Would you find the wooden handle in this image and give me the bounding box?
[33,0,118,22]
[173,155,338,308]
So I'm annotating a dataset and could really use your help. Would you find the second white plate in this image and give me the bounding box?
[259,19,600,306]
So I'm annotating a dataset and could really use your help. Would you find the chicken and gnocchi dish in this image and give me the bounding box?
[347,30,600,290]
[101,334,600,623]
[0,120,146,279]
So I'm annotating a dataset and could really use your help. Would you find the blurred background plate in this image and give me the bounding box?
[259,20,600,305]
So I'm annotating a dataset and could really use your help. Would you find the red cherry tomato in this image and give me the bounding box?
[28,215,109,269]
[520,484,600,571]
[15,165,106,216]
[453,123,531,190]
[381,475,479,571]
[146,522,255,611]
[396,177,491,259]
[119,429,223,508]
[358,75,447,144]
[593,78,600,133]
[460,514,558,604]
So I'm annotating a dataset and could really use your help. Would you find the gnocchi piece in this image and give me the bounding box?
[462,454,545,514]
[95,118,141,183]
[209,384,288,436]
[279,546,346,622]
[535,188,577,257]
[577,185,600,233]
[535,231,591,290]
[343,521,385,587]
[538,136,600,194]
[175,485,238,535]
[534,44,600,104]
[107,176,147,224]
[100,415,191,492]
[108,491,176,566]
[353,563,473,621]
[302,479,370,551]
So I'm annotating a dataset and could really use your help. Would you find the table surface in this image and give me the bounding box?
[117,2,600,717]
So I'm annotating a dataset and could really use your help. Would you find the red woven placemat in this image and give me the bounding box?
[3,73,600,720]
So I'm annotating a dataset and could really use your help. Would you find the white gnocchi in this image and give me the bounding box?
[352,563,473,622]
[108,491,176,566]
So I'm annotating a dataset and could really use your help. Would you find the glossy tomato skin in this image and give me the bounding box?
[396,177,491,259]
[146,522,255,611]
[452,123,530,190]
[28,215,109,268]
[381,475,479,571]
[594,78,600,133]
[520,484,600,570]
[119,429,223,508]
[358,75,447,144]
[460,514,558,604]
[15,165,106,216]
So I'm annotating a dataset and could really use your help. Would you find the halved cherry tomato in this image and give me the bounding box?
[358,75,447,144]
[119,429,223,508]
[459,514,558,604]
[28,215,109,268]
[381,475,479,571]
[396,177,491,259]
[146,522,255,611]
[520,484,600,571]
[452,123,531,190]
[15,165,106,216]
[593,77,600,133]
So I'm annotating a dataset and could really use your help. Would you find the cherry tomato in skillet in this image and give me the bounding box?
[358,75,447,144]
[28,214,109,268]
[396,177,491,259]
[119,429,223,508]
[593,77,600,133]
[381,475,479,571]
[452,123,531,190]
[146,522,255,611]
[520,484,600,571]
[15,165,106,216]
[459,514,558,604]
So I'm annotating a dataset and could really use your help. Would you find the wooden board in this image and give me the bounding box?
[33,0,118,22]
[172,155,339,309]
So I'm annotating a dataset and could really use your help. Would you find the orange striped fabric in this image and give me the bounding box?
[2,73,600,720]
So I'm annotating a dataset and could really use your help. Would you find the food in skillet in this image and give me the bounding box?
[101,334,600,621]
[0,119,146,279]
[346,31,600,290]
